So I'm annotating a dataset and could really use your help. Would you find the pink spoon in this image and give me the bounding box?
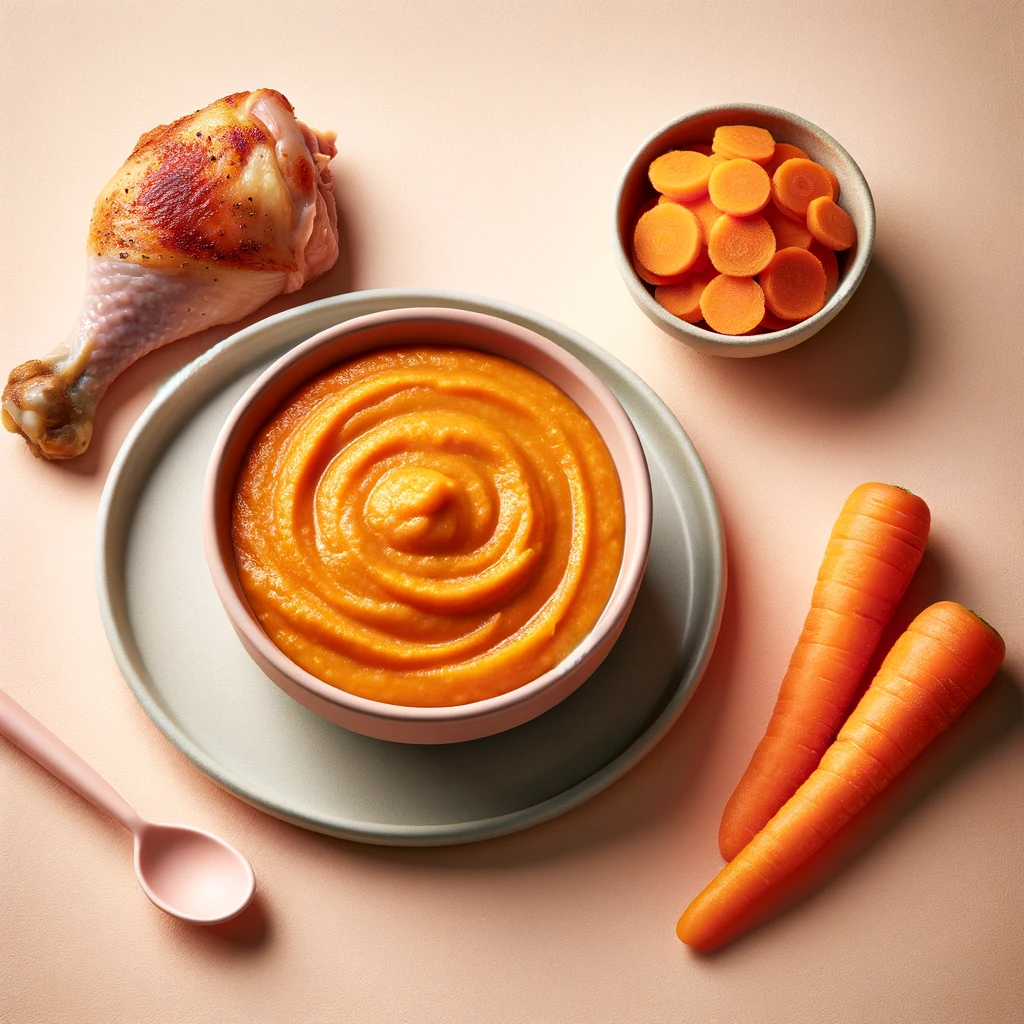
[0,686,255,924]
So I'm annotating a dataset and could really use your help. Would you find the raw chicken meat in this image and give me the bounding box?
[2,89,339,459]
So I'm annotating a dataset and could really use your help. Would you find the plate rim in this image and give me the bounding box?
[95,288,726,846]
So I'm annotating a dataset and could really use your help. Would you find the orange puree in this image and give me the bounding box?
[231,346,625,707]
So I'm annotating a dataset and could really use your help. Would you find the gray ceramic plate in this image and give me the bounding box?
[96,289,725,846]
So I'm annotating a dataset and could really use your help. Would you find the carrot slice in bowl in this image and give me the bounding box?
[809,242,840,298]
[675,193,723,237]
[707,214,775,277]
[806,196,857,251]
[772,158,834,219]
[655,273,713,323]
[763,142,809,178]
[712,124,775,165]
[633,203,703,277]
[699,274,765,335]
[822,164,840,201]
[762,203,813,250]
[649,150,713,201]
[758,309,798,332]
[632,257,689,287]
[708,159,771,217]
[760,246,827,321]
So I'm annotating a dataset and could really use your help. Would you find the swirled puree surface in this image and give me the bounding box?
[232,346,625,707]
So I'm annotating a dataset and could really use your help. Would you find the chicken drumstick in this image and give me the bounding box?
[2,89,339,459]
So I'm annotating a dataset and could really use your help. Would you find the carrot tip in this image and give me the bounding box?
[675,910,706,949]
[964,609,1003,641]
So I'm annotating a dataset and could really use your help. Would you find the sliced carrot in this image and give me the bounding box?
[644,147,847,327]
[708,159,771,217]
[712,125,775,165]
[633,203,702,277]
[761,202,813,250]
[655,272,713,323]
[759,309,797,332]
[632,257,688,287]
[823,165,840,201]
[809,242,840,298]
[643,206,710,277]
[639,243,709,279]
[772,158,834,219]
[771,193,809,224]
[631,200,673,284]
[649,150,713,201]
[806,196,856,251]
[760,246,827,321]
[675,193,722,237]
[658,193,721,248]
[708,214,775,276]
[717,482,930,860]
[699,274,765,335]
[667,178,741,230]
[763,142,809,178]
[691,246,712,273]
[680,602,1004,950]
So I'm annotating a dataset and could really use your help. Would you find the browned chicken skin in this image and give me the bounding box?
[2,89,339,458]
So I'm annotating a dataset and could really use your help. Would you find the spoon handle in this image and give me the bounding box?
[0,686,142,832]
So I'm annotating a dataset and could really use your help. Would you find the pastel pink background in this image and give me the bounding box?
[1,2,1021,1021]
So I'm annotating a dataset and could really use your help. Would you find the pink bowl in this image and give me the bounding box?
[203,307,652,744]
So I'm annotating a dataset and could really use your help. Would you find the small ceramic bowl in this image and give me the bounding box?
[614,103,875,357]
[203,307,652,745]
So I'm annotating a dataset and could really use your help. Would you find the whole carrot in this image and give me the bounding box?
[719,483,930,861]
[679,602,1005,951]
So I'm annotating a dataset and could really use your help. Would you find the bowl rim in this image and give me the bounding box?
[202,305,653,727]
[614,101,876,354]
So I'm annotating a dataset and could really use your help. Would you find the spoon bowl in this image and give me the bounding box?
[0,685,256,926]
[134,822,256,925]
